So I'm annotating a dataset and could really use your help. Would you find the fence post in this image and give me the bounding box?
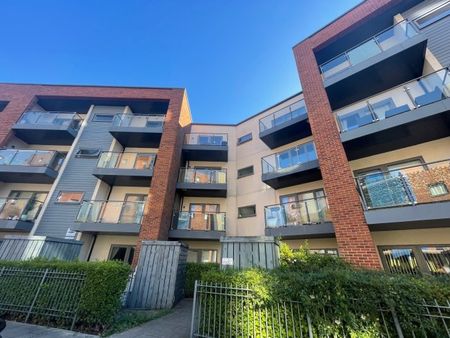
[25,268,49,323]
[391,307,404,338]
[306,313,314,338]
[190,280,198,338]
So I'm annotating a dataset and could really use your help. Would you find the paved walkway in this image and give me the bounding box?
[110,299,193,338]
[2,321,97,338]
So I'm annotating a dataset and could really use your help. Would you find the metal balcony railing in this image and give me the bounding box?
[320,20,419,79]
[0,149,65,171]
[112,114,165,128]
[355,159,450,210]
[0,197,44,222]
[172,211,226,231]
[264,196,330,228]
[259,100,307,132]
[178,168,227,184]
[184,133,228,146]
[16,111,82,130]
[97,152,156,170]
[261,141,317,175]
[336,67,450,132]
[76,200,145,224]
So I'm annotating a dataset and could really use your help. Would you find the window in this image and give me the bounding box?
[92,114,114,122]
[379,245,450,275]
[56,191,84,203]
[237,133,252,145]
[0,101,9,112]
[75,148,101,158]
[238,205,256,218]
[108,245,135,265]
[187,249,218,263]
[237,165,254,178]
[414,2,450,29]
[429,182,449,196]
[309,249,338,256]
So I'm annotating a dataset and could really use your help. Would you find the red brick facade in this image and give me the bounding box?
[291,0,406,269]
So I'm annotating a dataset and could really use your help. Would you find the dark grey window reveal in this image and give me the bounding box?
[0,101,9,112]
[238,205,256,218]
[92,114,115,122]
[379,245,450,275]
[108,245,135,265]
[237,166,254,178]
[75,148,101,158]
[414,2,450,29]
[237,133,252,145]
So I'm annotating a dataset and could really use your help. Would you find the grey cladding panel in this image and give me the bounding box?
[35,107,123,238]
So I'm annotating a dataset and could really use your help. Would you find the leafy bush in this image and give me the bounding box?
[185,262,219,297]
[0,259,131,333]
[197,243,450,337]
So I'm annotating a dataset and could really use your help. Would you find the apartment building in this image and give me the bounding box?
[0,0,449,274]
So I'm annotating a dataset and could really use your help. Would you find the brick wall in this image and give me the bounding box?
[291,0,408,269]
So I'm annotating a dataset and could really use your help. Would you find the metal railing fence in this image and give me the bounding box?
[0,267,85,330]
[191,281,450,338]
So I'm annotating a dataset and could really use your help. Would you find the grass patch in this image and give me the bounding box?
[101,309,171,337]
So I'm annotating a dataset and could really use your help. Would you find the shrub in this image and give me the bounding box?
[0,259,131,333]
[197,243,450,337]
[185,262,219,297]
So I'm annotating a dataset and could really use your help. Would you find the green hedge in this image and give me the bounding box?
[185,262,219,297]
[0,259,131,333]
[198,243,450,337]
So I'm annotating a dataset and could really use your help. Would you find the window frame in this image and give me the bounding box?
[238,205,256,218]
[237,165,254,179]
[187,249,218,263]
[237,133,252,145]
[428,182,449,197]
[108,245,135,265]
[92,113,115,122]
[414,2,450,29]
[55,191,84,204]
[75,148,101,158]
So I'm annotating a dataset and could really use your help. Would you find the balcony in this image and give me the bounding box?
[0,149,64,183]
[261,142,321,189]
[72,200,145,235]
[337,68,450,160]
[12,111,82,145]
[319,20,427,110]
[356,159,450,231]
[182,133,228,162]
[176,168,227,197]
[109,114,165,148]
[93,152,156,186]
[264,197,333,238]
[169,211,226,240]
[0,197,43,232]
[259,100,310,149]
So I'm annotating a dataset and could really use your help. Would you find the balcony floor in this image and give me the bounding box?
[168,229,224,240]
[259,114,311,149]
[109,127,163,148]
[176,182,227,197]
[12,124,78,145]
[265,222,335,239]
[0,166,58,184]
[0,220,34,232]
[182,145,228,162]
[262,160,321,189]
[93,168,153,187]
[71,222,140,235]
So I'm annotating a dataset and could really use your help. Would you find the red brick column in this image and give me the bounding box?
[291,0,403,269]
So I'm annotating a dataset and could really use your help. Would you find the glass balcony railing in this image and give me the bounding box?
[76,200,145,224]
[259,100,308,132]
[0,197,44,222]
[264,196,330,228]
[320,20,419,79]
[336,67,450,132]
[355,159,450,210]
[184,133,228,146]
[97,152,156,170]
[172,211,226,231]
[112,114,165,128]
[178,168,227,184]
[0,149,65,171]
[261,141,317,175]
[16,111,82,130]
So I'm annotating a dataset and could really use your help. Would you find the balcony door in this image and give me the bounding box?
[279,190,326,225]
[118,194,147,224]
[189,204,219,231]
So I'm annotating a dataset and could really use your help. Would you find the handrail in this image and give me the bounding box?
[258,100,307,132]
[179,167,227,184]
[264,195,328,208]
[172,211,226,231]
[261,141,317,174]
[18,111,84,123]
[183,133,229,145]
[96,151,156,169]
[320,19,414,69]
[76,200,145,224]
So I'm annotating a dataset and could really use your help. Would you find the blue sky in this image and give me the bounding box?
[0,0,361,124]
